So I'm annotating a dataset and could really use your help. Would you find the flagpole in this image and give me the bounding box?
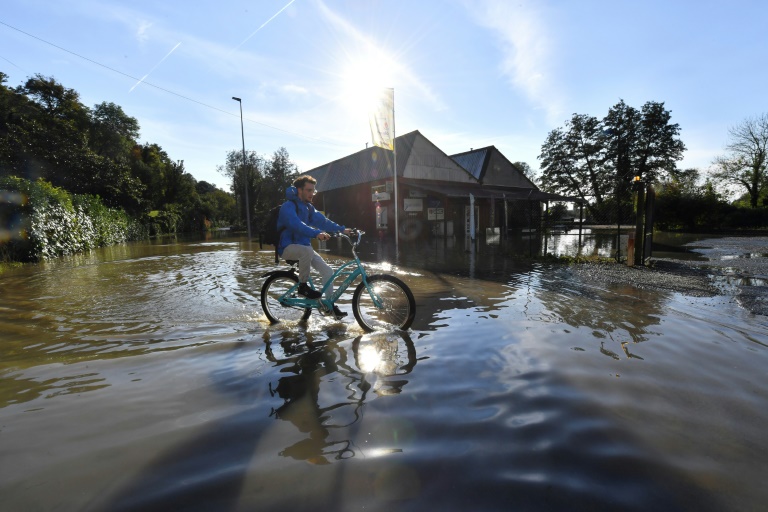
[392,88,399,249]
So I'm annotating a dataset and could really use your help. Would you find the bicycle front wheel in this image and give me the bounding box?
[261,271,312,324]
[352,274,415,332]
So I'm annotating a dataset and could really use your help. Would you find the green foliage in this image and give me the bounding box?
[539,100,685,224]
[216,146,301,232]
[654,174,768,231]
[0,176,147,262]
[1,70,295,262]
[257,147,301,233]
[1,74,145,211]
[218,148,266,230]
[197,184,237,229]
[144,204,183,236]
[89,101,140,160]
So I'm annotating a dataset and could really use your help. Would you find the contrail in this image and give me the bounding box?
[230,0,296,53]
[129,42,181,92]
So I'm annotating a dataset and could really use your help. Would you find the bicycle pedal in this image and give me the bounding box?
[318,300,332,316]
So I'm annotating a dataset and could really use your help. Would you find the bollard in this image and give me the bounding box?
[627,232,635,266]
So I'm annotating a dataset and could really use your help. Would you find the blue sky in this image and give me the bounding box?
[2,0,766,192]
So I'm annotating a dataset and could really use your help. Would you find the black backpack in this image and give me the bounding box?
[263,202,298,263]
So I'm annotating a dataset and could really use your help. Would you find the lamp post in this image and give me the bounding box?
[232,96,252,239]
[631,175,646,266]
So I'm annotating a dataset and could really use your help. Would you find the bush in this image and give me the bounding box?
[0,176,148,262]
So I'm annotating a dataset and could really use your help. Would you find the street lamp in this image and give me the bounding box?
[232,96,252,239]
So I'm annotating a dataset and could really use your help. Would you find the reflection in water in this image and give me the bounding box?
[2,234,768,511]
[265,330,418,464]
[0,371,109,408]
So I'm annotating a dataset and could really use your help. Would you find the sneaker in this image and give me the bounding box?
[298,283,322,299]
[332,305,347,319]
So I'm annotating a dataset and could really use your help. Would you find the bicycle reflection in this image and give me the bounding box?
[265,330,418,464]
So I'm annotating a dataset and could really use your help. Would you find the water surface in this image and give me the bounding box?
[1,234,767,511]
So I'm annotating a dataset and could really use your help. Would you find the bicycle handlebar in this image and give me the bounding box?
[331,229,364,245]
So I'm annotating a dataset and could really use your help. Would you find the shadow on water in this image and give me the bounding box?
[95,328,720,511]
[2,233,765,511]
[100,330,419,511]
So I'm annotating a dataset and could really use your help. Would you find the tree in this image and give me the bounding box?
[12,75,92,186]
[217,149,265,229]
[3,75,143,209]
[513,161,536,183]
[1,72,240,233]
[710,113,768,208]
[0,71,24,176]
[539,113,611,212]
[258,147,300,231]
[20,74,90,128]
[195,181,219,196]
[130,143,170,209]
[198,186,237,228]
[264,147,298,204]
[89,101,139,160]
[634,101,687,181]
[271,147,298,187]
[539,100,686,221]
[163,159,197,206]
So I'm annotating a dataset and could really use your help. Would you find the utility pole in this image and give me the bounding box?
[232,97,252,239]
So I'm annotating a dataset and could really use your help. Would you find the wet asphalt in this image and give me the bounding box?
[568,236,768,317]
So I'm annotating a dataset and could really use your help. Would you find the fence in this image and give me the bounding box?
[485,180,654,263]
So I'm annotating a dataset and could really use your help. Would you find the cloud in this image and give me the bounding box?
[282,84,309,96]
[468,0,565,124]
[136,20,152,44]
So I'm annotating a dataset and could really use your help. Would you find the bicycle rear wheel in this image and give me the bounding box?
[261,271,312,324]
[352,274,415,332]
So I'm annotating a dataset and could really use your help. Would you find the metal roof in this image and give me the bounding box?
[450,146,538,188]
[449,147,491,181]
[307,130,477,192]
[305,131,574,201]
[307,131,416,192]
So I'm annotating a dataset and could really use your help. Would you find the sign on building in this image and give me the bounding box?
[427,208,444,220]
[403,198,423,212]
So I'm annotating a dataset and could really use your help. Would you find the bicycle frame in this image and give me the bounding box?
[266,231,383,312]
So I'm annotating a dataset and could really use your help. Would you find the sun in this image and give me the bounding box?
[339,55,395,115]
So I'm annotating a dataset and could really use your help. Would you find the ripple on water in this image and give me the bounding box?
[2,235,768,511]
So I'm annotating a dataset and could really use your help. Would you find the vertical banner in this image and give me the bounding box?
[369,88,394,150]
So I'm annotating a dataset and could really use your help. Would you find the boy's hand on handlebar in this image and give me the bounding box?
[318,229,357,240]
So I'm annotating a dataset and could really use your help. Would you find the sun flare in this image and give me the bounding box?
[340,55,394,115]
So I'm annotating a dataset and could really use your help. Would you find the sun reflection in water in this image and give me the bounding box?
[358,343,383,373]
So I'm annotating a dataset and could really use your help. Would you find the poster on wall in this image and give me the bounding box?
[403,198,423,212]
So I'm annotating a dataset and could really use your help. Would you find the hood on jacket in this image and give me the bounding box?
[285,186,299,201]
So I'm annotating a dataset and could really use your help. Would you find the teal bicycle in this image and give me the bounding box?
[260,230,416,332]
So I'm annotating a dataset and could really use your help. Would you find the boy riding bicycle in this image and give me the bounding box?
[277,175,352,318]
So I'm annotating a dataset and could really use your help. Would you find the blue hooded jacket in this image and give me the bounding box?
[277,186,345,256]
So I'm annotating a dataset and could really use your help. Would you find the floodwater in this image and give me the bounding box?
[1,233,767,511]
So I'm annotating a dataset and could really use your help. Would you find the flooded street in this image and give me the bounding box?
[1,234,767,511]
